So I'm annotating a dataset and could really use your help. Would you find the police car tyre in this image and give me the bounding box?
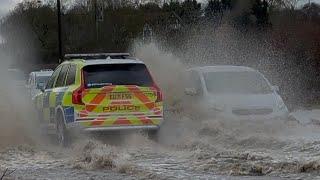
[56,112,70,147]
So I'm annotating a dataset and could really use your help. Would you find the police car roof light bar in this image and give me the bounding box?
[64,53,131,60]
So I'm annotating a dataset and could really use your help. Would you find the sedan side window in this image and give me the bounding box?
[28,75,32,86]
[32,76,36,86]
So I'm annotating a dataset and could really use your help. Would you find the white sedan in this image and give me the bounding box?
[185,66,289,120]
[26,70,53,100]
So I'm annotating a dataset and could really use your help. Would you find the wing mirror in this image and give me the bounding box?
[184,88,198,96]
[272,85,280,92]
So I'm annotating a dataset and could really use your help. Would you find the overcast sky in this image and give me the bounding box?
[0,0,21,17]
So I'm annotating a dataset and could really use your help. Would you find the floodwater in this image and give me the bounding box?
[1,110,320,180]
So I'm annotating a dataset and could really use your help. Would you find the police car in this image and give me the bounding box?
[34,53,164,145]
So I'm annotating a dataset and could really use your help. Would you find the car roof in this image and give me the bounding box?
[84,58,144,65]
[62,53,144,66]
[31,71,53,76]
[62,58,144,66]
[188,66,257,73]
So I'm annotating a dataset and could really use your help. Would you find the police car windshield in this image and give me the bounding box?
[83,64,153,88]
[204,71,272,94]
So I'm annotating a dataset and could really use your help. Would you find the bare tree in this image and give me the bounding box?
[268,0,303,10]
[0,168,16,180]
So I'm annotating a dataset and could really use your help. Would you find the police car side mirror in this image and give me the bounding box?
[184,88,198,96]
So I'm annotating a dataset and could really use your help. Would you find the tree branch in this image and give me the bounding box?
[0,168,16,180]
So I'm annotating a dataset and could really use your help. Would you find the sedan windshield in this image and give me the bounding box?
[36,76,51,84]
[204,71,272,94]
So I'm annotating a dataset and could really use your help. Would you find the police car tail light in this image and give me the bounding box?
[155,88,163,103]
[72,70,85,105]
[146,68,163,103]
[72,86,84,105]
[151,81,163,103]
[151,82,163,103]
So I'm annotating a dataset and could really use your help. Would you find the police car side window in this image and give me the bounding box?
[55,65,69,88]
[65,65,76,86]
[46,66,61,89]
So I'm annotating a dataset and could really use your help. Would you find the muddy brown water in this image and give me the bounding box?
[1,111,320,180]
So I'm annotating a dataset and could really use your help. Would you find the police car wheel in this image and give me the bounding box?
[56,113,69,147]
[147,129,159,142]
